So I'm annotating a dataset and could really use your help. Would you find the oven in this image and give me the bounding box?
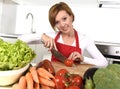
[95,41,120,64]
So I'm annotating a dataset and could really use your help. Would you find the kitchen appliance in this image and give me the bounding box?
[95,41,120,64]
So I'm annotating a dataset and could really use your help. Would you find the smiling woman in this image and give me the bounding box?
[18,2,108,67]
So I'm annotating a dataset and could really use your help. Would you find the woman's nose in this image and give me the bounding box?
[60,22,65,27]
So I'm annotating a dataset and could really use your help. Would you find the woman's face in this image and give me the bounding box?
[55,10,73,33]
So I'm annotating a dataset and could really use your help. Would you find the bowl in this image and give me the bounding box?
[0,64,29,86]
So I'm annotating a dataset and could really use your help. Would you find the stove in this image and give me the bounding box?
[95,41,120,64]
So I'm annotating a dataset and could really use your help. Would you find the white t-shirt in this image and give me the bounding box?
[18,31,108,67]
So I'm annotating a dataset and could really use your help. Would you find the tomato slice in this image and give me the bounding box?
[64,59,73,67]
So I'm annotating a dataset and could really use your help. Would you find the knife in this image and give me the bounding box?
[51,48,67,63]
[41,40,67,62]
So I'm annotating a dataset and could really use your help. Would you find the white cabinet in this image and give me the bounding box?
[28,43,51,64]
[31,44,51,63]
[0,0,3,31]
[0,0,17,34]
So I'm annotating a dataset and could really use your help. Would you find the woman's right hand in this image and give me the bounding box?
[41,33,57,50]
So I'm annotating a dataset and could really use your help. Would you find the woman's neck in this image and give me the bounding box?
[61,29,75,45]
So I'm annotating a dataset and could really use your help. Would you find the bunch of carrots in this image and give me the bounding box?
[12,66,55,89]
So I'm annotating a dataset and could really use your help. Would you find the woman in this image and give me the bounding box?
[18,2,108,67]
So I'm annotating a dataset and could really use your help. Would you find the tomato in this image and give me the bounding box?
[69,74,83,87]
[54,75,68,89]
[66,85,80,89]
[56,69,69,77]
[64,59,73,67]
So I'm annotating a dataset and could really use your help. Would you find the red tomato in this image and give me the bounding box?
[64,59,73,67]
[56,69,69,77]
[54,75,68,89]
[66,85,80,89]
[69,74,83,87]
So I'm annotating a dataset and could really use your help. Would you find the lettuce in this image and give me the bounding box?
[0,38,36,70]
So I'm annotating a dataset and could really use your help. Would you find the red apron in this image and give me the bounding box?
[51,30,81,62]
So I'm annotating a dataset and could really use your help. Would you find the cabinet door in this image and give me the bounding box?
[34,44,51,63]
[0,0,3,31]
[28,44,36,63]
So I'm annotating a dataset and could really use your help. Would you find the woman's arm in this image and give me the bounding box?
[17,33,43,44]
[83,41,108,67]
[79,34,108,67]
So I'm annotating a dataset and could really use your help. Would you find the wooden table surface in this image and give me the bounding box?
[52,62,94,78]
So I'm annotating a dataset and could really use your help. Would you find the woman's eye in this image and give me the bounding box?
[63,17,67,21]
[55,21,59,25]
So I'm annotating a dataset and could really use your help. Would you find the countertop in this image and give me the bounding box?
[0,33,21,39]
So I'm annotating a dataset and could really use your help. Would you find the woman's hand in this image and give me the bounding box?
[41,33,57,50]
[68,51,84,62]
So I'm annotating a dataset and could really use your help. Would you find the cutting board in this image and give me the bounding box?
[52,62,94,77]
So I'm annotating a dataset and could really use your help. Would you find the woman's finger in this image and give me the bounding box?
[49,38,54,50]
[53,40,58,51]
[68,52,74,59]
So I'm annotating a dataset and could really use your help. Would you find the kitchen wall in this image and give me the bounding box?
[0,0,3,31]
[14,4,120,43]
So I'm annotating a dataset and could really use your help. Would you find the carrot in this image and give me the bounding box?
[34,82,40,89]
[18,76,27,89]
[41,84,53,89]
[25,72,34,89]
[39,76,55,87]
[29,66,39,83]
[37,68,55,80]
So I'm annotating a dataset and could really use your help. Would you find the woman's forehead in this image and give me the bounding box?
[55,10,68,20]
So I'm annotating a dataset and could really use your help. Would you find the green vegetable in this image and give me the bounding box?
[93,64,120,89]
[0,38,36,70]
[85,77,94,89]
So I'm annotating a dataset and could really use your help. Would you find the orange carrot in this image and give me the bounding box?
[25,72,34,89]
[37,68,55,80]
[18,76,27,89]
[41,84,53,89]
[29,66,39,83]
[39,76,55,87]
[34,82,40,89]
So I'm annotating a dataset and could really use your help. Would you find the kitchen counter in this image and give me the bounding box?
[0,62,94,89]
[0,33,22,39]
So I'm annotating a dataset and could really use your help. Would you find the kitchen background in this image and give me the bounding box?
[0,0,120,63]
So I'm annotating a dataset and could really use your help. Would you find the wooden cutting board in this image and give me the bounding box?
[52,62,94,78]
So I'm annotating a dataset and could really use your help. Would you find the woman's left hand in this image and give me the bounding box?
[68,51,84,62]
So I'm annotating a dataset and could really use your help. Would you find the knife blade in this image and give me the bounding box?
[41,40,67,62]
[51,48,67,63]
